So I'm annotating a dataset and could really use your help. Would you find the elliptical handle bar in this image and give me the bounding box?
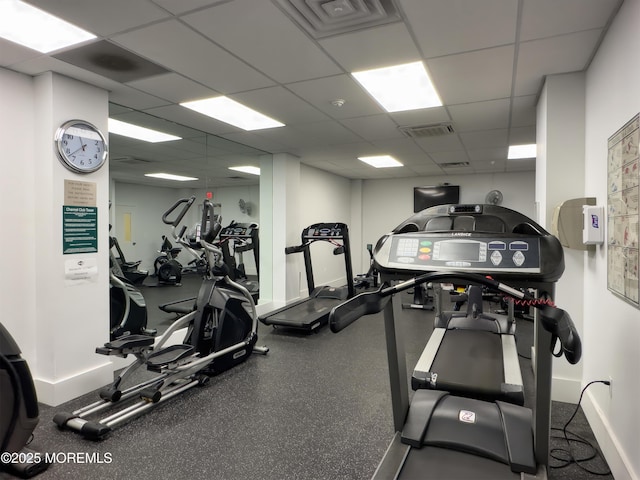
[200,199,221,242]
[162,196,196,227]
[329,271,582,365]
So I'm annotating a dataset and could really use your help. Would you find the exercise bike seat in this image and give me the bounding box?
[96,335,155,355]
[146,344,195,372]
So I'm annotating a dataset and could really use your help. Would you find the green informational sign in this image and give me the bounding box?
[62,205,98,254]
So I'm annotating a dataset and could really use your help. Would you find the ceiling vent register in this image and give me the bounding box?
[399,123,456,138]
[274,0,400,38]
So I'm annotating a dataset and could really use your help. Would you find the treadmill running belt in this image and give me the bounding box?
[265,297,341,326]
[430,329,503,398]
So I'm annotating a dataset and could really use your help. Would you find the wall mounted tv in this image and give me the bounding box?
[414,185,460,212]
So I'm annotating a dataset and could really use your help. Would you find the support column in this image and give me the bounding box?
[536,71,586,401]
[259,153,301,307]
[32,72,112,405]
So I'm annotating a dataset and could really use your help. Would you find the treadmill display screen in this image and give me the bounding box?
[436,242,481,261]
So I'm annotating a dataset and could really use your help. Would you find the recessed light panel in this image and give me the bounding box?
[144,173,198,182]
[352,61,442,113]
[358,155,403,168]
[508,144,537,159]
[0,0,95,53]
[229,166,260,175]
[109,119,181,143]
[180,97,284,131]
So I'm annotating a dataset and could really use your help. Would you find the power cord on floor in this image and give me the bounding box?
[550,380,612,476]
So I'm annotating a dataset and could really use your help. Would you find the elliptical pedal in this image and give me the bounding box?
[146,344,195,372]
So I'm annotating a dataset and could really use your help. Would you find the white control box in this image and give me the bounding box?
[583,205,604,245]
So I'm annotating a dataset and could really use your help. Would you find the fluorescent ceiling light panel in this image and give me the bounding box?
[229,166,260,176]
[180,97,285,131]
[352,61,442,113]
[0,0,96,53]
[109,118,181,143]
[145,173,198,182]
[358,155,403,168]
[508,144,537,159]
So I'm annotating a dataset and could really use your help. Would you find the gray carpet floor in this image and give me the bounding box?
[10,283,612,480]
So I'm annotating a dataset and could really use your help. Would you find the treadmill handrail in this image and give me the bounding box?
[329,271,581,365]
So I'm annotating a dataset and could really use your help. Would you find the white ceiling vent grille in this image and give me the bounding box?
[399,123,456,139]
[274,0,400,38]
[439,161,470,168]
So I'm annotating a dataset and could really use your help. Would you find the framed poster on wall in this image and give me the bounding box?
[607,113,640,307]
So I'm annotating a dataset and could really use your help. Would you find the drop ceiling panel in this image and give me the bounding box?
[506,158,536,171]
[399,0,518,58]
[413,134,465,153]
[112,20,275,93]
[339,115,405,142]
[389,107,451,128]
[508,126,536,145]
[410,164,448,176]
[25,0,170,37]
[520,0,620,42]
[467,147,509,163]
[460,129,508,149]
[127,73,219,103]
[286,75,384,119]
[514,30,603,96]
[427,46,514,105]
[448,98,511,132]
[319,22,420,72]
[181,0,342,84]
[230,86,330,125]
[510,95,537,127]
[220,132,291,154]
[151,0,228,15]
[143,104,243,135]
[109,84,173,110]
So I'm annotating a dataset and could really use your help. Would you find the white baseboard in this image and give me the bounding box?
[582,390,638,480]
[35,361,113,407]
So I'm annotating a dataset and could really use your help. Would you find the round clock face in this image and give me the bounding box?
[55,120,108,174]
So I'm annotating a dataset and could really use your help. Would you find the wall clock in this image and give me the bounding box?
[54,119,108,174]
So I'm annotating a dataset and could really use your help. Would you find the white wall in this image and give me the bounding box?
[285,164,352,295]
[360,171,536,269]
[582,0,640,478]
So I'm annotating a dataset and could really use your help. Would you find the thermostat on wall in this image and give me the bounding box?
[583,205,604,245]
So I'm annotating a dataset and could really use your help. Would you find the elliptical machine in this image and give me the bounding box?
[53,197,268,439]
[0,323,49,478]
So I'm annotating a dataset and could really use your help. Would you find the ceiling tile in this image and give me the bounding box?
[339,115,405,142]
[230,86,329,125]
[389,107,451,128]
[506,158,536,171]
[109,84,172,110]
[152,0,227,15]
[112,20,275,94]
[427,45,514,105]
[430,151,471,165]
[460,129,508,149]
[319,22,420,71]
[127,73,219,103]
[0,38,42,67]
[414,134,465,153]
[511,95,537,127]
[182,0,342,83]
[286,75,384,119]
[467,147,509,162]
[448,98,511,132]
[520,0,621,42]
[508,126,536,145]
[399,0,518,57]
[26,0,170,37]
[514,30,603,96]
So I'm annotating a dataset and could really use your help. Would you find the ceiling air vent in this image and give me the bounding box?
[274,0,400,38]
[439,161,470,168]
[399,123,455,139]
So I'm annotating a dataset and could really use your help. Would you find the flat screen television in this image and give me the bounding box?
[414,185,460,212]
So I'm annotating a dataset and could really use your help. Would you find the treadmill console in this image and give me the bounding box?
[303,223,348,240]
[219,223,257,239]
[374,204,564,282]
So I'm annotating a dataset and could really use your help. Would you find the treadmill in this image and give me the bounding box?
[219,222,260,303]
[412,283,525,405]
[329,204,582,479]
[260,222,355,332]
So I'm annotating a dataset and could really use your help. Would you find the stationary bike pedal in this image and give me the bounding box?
[196,374,210,386]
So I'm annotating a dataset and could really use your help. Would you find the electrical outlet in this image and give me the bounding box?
[609,376,613,397]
